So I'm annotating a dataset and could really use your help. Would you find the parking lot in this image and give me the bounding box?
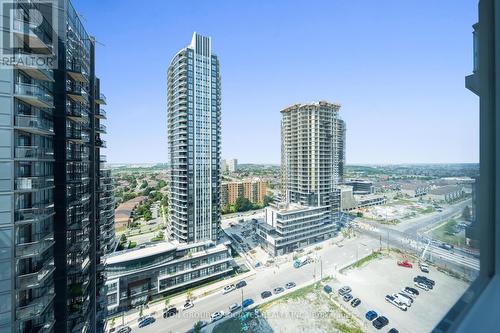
[333,253,469,332]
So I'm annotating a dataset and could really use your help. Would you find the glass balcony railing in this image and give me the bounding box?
[15,177,54,191]
[15,146,54,160]
[14,83,54,108]
[95,109,107,118]
[97,124,107,133]
[17,260,55,289]
[96,93,107,105]
[14,51,54,82]
[15,115,54,134]
[16,293,55,320]
[16,234,54,258]
[12,18,53,53]
[15,204,55,224]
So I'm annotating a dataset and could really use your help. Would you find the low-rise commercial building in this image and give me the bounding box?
[221,179,267,207]
[400,182,430,197]
[339,185,357,211]
[103,241,234,313]
[427,185,465,203]
[256,203,336,256]
[355,194,387,208]
[344,179,374,195]
[339,186,386,211]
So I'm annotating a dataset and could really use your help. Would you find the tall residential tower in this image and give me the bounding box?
[167,33,221,244]
[0,1,111,332]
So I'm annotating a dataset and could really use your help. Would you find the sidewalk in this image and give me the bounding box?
[108,269,257,329]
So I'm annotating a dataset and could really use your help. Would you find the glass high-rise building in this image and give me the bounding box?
[0,1,111,332]
[167,33,221,244]
[281,101,343,211]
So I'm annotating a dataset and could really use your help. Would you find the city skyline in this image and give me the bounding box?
[73,0,479,165]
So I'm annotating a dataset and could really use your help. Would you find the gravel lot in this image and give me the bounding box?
[334,253,470,333]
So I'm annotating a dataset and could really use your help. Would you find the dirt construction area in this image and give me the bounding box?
[334,251,470,333]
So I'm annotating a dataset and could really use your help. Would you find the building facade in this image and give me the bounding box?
[280,101,341,212]
[103,241,233,313]
[227,158,237,173]
[221,179,267,207]
[167,33,221,244]
[334,118,345,183]
[344,179,374,195]
[0,1,109,332]
[257,203,334,256]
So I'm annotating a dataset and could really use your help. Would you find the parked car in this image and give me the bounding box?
[228,303,241,312]
[388,329,399,333]
[261,291,272,299]
[419,262,430,273]
[343,294,353,302]
[338,286,351,296]
[236,280,247,288]
[242,298,254,308]
[385,295,408,311]
[210,311,225,322]
[323,285,333,294]
[365,310,378,321]
[138,316,155,328]
[415,282,430,291]
[182,300,194,311]
[403,286,419,296]
[285,282,296,289]
[163,307,178,318]
[116,327,131,333]
[394,293,412,306]
[222,284,236,294]
[415,275,435,286]
[273,287,285,294]
[351,298,361,307]
[372,316,389,329]
[397,260,413,268]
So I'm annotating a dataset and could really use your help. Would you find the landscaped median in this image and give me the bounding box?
[210,282,364,333]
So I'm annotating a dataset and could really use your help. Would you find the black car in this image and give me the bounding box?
[372,316,389,329]
[236,280,247,288]
[415,276,435,286]
[261,291,272,299]
[388,329,399,333]
[404,286,420,296]
[413,277,434,289]
[351,298,361,307]
[163,307,178,318]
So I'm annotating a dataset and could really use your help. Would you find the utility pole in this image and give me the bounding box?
[320,258,323,280]
[241,288,244,313]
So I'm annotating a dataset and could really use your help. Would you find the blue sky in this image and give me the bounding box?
[74,0,478,165]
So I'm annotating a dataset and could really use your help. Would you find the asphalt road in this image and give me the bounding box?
[130,234,380,333]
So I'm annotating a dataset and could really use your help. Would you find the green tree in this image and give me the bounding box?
[120,234,127,243]
[144,210,152,221]
[193,321,204,333]
[263,194,274,207]
[234,197,253,212]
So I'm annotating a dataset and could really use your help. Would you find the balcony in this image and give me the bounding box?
[67,87,89,104]
[14,83,54,108]
[99,155,107,162]
[14,52,54,82]
[95,93,107,105]
[16,234,54,258]
[15,114,54,135]
[67,130,90,144]
[95,109,107,119]
[66,64,89,83]
[96,138,107,148]
[68,256,91,275]
[16,293,55,321]
[15,177,54,192]
[67,107,89,124]
[17,260,55,289]
[96,124,107,134]
[15,204,54,224]
[12,19,53,54]
[68,216,90,231]
[15,146,54,160]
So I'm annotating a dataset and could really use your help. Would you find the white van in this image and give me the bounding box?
[396,293,413,306]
